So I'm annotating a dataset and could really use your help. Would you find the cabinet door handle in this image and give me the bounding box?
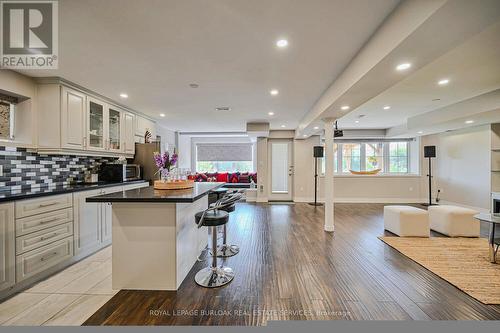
[83,137,87,147]
[38,202,57,208]
[40,217,58,224]
[41,233,58,241]
[40,251,58,261]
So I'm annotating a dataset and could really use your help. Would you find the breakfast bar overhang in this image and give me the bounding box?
[86,182,224,290]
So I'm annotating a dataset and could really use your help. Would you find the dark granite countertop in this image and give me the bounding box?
[86,182,224,203]
[0,180,149,203]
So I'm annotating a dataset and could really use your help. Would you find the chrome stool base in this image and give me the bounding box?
[194,266,234,288]
[215,244,240,257]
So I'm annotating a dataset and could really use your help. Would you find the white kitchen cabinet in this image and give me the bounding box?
[123,112,136,154]
[74,185,128,255]
[0,203,15,292]
[100,186,124,245]
[107,106,122,153]
[73,189,103,256]
[87,99,124,154]
[37,79,152,157]
[61,86,87,150]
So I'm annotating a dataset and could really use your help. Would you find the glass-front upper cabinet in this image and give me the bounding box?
[108,107,121,151]
[88,98,105,150]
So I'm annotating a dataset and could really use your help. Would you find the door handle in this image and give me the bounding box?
[40,217,59,224]
[38,202,57,208]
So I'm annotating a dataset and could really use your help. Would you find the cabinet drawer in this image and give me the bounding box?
[15,207,73,236]
[15,194,72,219]
[16,222,73,255]
[16,236,73,282]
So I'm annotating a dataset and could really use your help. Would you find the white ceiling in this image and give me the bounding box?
[296,0,500,138]
[339,20,500,129]
[21,0,400,132]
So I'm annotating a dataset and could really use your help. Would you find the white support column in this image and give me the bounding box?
[323,118,335,232]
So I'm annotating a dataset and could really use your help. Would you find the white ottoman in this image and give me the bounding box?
[384,205,429,237]
[428,205,479,237]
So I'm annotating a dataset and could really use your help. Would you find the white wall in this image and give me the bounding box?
[420,125,491,210]
[156,125,176,152]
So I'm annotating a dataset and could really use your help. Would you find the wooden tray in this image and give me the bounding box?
[154,179,195,190]
[349,169,381,175]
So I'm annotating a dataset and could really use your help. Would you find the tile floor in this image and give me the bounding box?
[0,246,116,326]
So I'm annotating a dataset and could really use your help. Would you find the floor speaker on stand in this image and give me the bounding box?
[422,145,438,207]
[309,146,324,207]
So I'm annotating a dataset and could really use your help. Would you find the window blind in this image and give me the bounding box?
[196,143,253,162]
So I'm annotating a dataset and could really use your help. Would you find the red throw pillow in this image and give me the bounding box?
[229,173,240,183]
[196,173,208,182]
[216,172,228,182]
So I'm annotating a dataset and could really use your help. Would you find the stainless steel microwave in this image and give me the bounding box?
[99,164,141,182]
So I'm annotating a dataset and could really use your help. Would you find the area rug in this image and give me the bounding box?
[379,237,500,304]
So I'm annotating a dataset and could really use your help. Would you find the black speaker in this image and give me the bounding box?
[313,146,324,158]
[424,146,436,158]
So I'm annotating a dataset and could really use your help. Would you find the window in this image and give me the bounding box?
[196,143,254,173]
[342,143,361,172]
[388,142,408,173]
[365,143,384,171]
[321,141,411,175]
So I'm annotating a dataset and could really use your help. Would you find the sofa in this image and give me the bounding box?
[188,172,257,189]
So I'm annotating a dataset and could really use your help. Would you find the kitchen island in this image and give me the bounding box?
[86,182,224,290]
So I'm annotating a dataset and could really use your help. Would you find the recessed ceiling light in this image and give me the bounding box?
[270,89,279,96]
[189,83,199,88]
[159,113,165,117]
[417,131,423,134]
[396,63,411,71]
[119,93,128,98]
[268,111,275,116]
[313,126,319,130]
[383,106,391,110]
[303,134,307,137]
[438,79,449,85]
[355,120,360,124]
[276,39,288,48]
[341,105,350,110]
[465,120,474,124]
[280,124,286,128]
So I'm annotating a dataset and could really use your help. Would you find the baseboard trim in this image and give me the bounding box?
[294,197,424,204]
[435,200,490,213]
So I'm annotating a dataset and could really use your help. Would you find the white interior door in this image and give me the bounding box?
[268,139,293,201]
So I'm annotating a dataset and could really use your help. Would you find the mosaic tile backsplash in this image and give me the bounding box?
[0,146,116,191]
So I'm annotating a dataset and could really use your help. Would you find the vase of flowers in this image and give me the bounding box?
[153,151,178,182]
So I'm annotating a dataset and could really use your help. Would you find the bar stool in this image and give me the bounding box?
[194,204,234,288]
[209,187,228,205]
[212,192,242,257]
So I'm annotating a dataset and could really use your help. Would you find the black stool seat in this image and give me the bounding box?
[211,187,228,194]
[195,210,229,227]
[219,204,235,213]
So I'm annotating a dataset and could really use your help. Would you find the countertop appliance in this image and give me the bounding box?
[99,164,141,183]
[133,142,162,185]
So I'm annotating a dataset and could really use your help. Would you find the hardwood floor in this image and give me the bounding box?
[84,203,500,325]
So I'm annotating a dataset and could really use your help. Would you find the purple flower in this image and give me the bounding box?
[153,151,178,172]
